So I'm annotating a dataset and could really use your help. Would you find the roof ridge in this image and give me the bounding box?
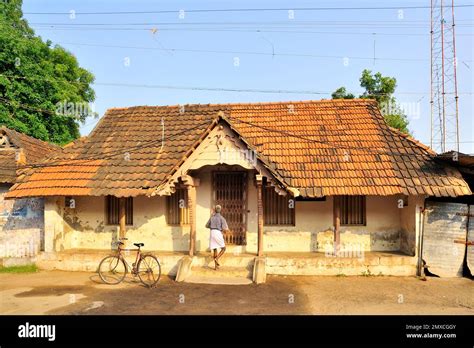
[102,98,377,112]
[63,136,88,149]
[1,126,60,151]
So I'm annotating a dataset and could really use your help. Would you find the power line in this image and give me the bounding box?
[1,75,472,97]
[0,95,459,163]
[6,32,466,63]
[0,96,64,117]
[28,21,474,27]
[0,116,434,173]
[29,26,474,37]
[0,111,449,176]
[3,119,215,171]
[57,41,435,62]
[28,26,474,33]
[22,4,474,15]
[2,98,471,172]
[225,114,436,158]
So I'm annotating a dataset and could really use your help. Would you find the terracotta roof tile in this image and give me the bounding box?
[6,99,471,198]
[0,127,61,183]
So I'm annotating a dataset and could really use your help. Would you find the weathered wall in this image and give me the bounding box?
[249,195,405,253]
[47,195,190,252]
[422,201,467,277]
[400,195,425,256]
[0,183,44,260]
[45,188,417,254]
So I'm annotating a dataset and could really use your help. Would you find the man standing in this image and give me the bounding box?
[205,205,228,270]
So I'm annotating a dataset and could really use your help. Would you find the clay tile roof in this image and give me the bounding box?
[5,99,472,198]
[0,126,61,184]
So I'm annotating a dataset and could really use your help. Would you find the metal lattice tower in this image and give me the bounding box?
[430,0,460,153]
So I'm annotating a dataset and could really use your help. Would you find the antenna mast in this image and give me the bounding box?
[430,0,460,153]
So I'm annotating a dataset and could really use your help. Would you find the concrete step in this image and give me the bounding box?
[185,274,253,285]
[186,265,253,285]
[193,265,251,277]
[192,254,255,269]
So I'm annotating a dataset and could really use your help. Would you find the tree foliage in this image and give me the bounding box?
[0,0,95,144]
[332,69,410,134]
[331,87,355,100]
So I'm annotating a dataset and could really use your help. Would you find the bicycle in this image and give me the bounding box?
[98,238,161,287]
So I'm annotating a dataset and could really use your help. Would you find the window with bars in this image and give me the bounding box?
[263,185,295,226]
[106,196,133,225]
[335,195,366,226]
[166,188,189,225]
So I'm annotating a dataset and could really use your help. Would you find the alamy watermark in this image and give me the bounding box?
[18,322,55,342]
[55,100,97,120]
[380,100,421,120]
[218,147,257,166]
[324,242,365,260]
[0,240,37,258]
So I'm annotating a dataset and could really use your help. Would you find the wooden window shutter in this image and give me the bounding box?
[335,195,366,226]
[263,185,295,226]
[106,196,133,225]
[125,197,133,225]
[166,188,189,225]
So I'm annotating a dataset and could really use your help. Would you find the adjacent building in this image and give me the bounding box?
[0,126,60,265]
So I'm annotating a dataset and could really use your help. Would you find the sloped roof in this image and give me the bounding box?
[5,99,471,198]
[437,151,474,170]
[0,150,17,184]
[0,126,61,184]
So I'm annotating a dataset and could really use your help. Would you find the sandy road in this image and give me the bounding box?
[0,271,472,315]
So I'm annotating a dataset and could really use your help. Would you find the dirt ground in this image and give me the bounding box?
[0,271,473,315]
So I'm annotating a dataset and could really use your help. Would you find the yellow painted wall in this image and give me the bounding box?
[46,190,417,254]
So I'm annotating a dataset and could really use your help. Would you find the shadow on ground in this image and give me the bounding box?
[46,276,310,315]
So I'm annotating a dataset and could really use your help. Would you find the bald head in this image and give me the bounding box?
[215,205,222,213]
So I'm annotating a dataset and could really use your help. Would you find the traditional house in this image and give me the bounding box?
[0,126,60,265]
[5,100,471,282]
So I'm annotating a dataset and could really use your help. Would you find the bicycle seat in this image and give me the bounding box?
[134,243,144,247]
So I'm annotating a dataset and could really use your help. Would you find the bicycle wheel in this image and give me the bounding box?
[137,254,161,287]
[98,255,127,285]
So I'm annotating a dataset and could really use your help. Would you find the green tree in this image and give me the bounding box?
[332,69,410,134]
[0,0,96,145]
[331,87,355,100]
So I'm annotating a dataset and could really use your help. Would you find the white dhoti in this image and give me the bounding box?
[209,229,226,250]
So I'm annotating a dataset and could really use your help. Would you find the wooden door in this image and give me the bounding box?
[212,171,247,245]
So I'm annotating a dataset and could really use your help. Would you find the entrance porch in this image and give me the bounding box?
[35,248,417,284]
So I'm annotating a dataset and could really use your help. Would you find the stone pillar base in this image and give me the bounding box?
[253,256,266,284]
[175,255,194,282]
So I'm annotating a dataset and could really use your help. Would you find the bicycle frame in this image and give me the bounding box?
[116,243,142,274]
[99,238,161,287]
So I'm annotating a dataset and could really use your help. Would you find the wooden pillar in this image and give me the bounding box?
[182,175,199,257]
[334,196,341,253]
[187,185,196,257]
[119,197,126,239]
[256,174,264,257]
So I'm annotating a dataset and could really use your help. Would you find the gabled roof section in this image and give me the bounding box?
[0,126,61,184]
[5,99,471,198]
[150,114,291,196]
[7,106,218,197]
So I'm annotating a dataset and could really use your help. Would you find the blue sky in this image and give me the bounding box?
[22,0,473,153]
